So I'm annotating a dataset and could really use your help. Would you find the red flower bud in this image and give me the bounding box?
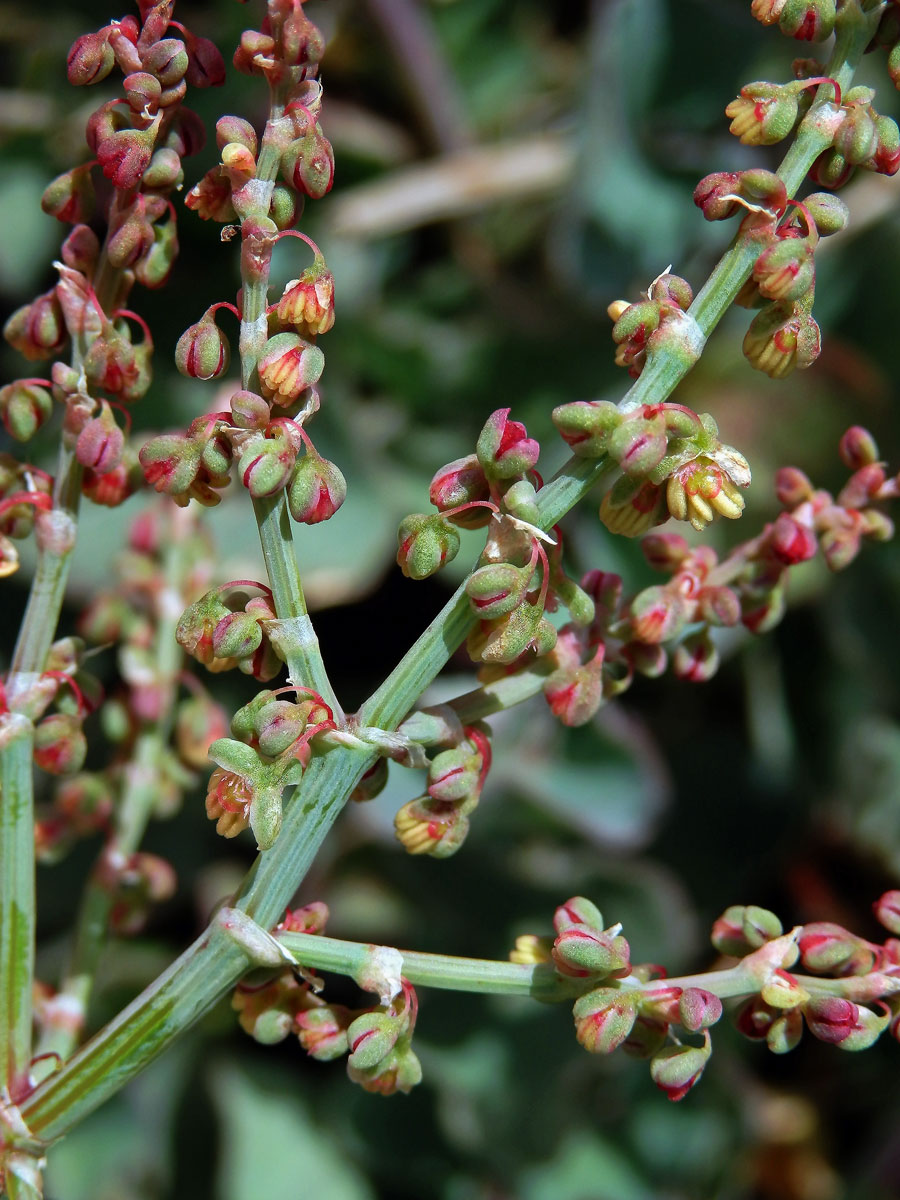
[96,116,162,190]
[874,890,900,936]
[287,451,347,524]
[774,465,813,506]
[839,426,879,470]
[678,988,723,1032]
[429,455,491,526]
[75,405,124,475]
[476,408,540,479]
[804,996,859,1044]
[770,512,817,565]
[33,713,87,775]
[175,310,231,380]
[67,29,115,85]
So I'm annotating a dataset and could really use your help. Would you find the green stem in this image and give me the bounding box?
[237,93,342,718]
[279,931,900,1006]
[19,743,373,1142]
[252,492,342,716]
[278,930,580,1000]
[0,717,35,1098]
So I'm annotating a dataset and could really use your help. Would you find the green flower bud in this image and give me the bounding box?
[397,514,460,579]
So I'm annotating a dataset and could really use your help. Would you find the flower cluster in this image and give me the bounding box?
[605,272,700,380]
[393,711,492,858]
[141,2,342,526]
[1,0,217,529]
[233,906,422,1095]
[205,686,336,849]
[510,891,900,1103]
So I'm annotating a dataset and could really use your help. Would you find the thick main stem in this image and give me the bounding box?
[0,719,36,1098]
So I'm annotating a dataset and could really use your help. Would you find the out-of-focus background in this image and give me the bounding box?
[3,1,900,1196]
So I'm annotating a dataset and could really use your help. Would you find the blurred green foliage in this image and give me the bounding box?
[4,0,900,1197]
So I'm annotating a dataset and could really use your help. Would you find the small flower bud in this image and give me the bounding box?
[175,310,231,380]
[544,658,606,727]
[672,630,719,683]
[96,117,162,190]
[238,430,297,498]
[255,700,314,757]
[771,512,817,565]
[41,164,95,225]
[552,400,621,458]
[476,408,540,479]
[61,224,100,274]
[0,381,53,442]
[797,922,876,975]
[630,585,690,644]
[608,410,667,477]
[33,713,87,775]
[287,451,347,524]
[258,332,325,405]
[804,996,859,1043]
[775,465,814,506]
[554,896,605,932]
[573,988,639,1053]
[4,291,66,361]
[295,1005,352,1060]
[397,514,460,579]
[285,129,335,199]
[465,562,530,619]
[552,925,630,979]
[75,405,124,476]
[678,988,723,1032]
[467,601,556,665]
[394,796,470,857]
[839,426,879,470]
[751,0,786,25]
[429,455,491,526]
[808,148,854,189]
[778,0,835,41]
[141,146,182,189]
[143,38,189,87]
[67,30,115,85]
[427,746,481,803]
[212,611,263,661]
[230,389,271,430]
[711,904,783,956]
[216,116,258,155]
[767,1009,804,1054]
[642,532,690,572]
[249,784,283,851]
[139,434,202,496]
[874,890,900,936]
[650,1033,712,1101]
[346,1011,400,1070]
[803,192,849,236]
